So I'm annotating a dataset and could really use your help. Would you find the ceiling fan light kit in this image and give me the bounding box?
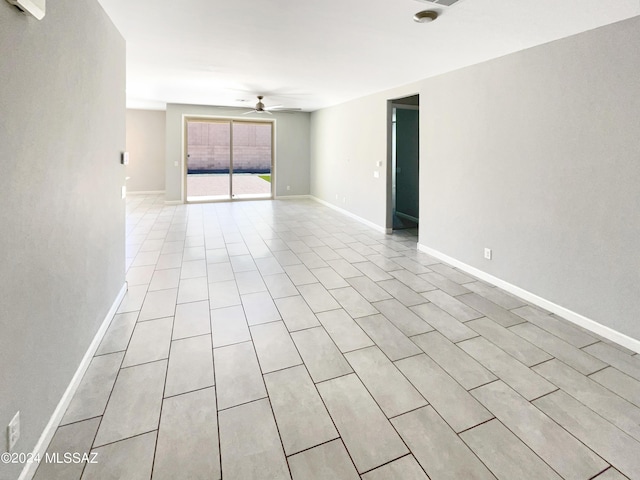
[243,95,302,115]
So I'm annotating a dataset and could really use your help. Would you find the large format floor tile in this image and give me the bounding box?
[411,302,478,343]
[288,439,359,480]
[460,419,562,480]
[164,334,214,397]
[356,314,422,361]
[82,431,157,480]
[34,418,100,480]
[93,360,167,447]
[291,326,353,382]
[251,321,303,373]
[396,354,493,432]
[214,341,267,410]
[96,312,137,355]
[459,336,556,400]
[373,298,432,336]
[317,374,409,473]
[264,365,338,455]
[53,196,640,480]
[173,300,210,339]
[472,381,607,480]
[534,359,640,440]
[275,295,321,331]
[219,399,290,480]
[361,455,428,480]
[534,390,640,480]
[412,331,496,390]
[210,304,251,348]
[153,388,220,480]
[345,346,427,418]
[61,352,124,425]
[317,308,374,353]
[392,406,495,480]
[121,317,173,367]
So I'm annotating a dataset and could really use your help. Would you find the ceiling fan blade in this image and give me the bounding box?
[242,110,257,115]
[266,107,302,112]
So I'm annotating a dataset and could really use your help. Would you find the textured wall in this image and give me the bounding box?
[0,2,126,478]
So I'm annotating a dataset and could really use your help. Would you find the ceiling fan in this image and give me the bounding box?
[243,95,301,115]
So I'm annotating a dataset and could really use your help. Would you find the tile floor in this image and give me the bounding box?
[34,195,640,480]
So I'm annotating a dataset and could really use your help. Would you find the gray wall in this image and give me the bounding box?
[126,109,166,192]
[309,17,639,341]
[0,2,125,478]
[310,83,420,227]
[419,16,640,339]
[165,104,311,200]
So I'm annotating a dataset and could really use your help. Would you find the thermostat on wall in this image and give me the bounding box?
[6,0,46,20]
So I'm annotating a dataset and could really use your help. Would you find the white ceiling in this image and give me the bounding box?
[97,0,639,112]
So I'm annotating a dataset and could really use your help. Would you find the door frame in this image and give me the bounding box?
[385,97,420,231]
[182,114,276,203]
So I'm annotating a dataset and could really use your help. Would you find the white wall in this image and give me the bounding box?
[0,1,126,478]
[164,104,311,201]
[419,16,640,340]
[126,109,166,192]
[310,83,420,228]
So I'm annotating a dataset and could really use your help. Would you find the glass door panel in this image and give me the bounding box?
[231,121,273,199]
[186,120,231,201]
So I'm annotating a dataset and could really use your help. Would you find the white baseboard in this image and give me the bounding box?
[311,196,387,234]
[164,200,183,206]
[127,190,165,195]
[275,194,311,199]
[417,244,640,354]
[18,283,128,480]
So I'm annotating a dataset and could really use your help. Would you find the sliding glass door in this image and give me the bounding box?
[185,118,273,202]
[231,121,272,199]
[186,120,231,201]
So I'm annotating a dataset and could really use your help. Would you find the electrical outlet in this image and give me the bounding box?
[174,161,179,167]
[286,185,291,191]
[7,411,20,452]
[484,248,492,260]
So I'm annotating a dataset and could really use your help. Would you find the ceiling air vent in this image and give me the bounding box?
[415,0,465,7]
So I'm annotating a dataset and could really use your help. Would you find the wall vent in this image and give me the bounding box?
[414,0,465,7]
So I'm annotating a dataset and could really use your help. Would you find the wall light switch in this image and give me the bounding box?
[121,152,129,165]
[121,186,126,199]
[484,248,492,260]
[376,161,383,167]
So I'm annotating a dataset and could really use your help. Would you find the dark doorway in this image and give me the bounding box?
[389,95,419,230]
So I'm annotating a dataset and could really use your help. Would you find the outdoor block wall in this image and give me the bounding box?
[187,121,272,173]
